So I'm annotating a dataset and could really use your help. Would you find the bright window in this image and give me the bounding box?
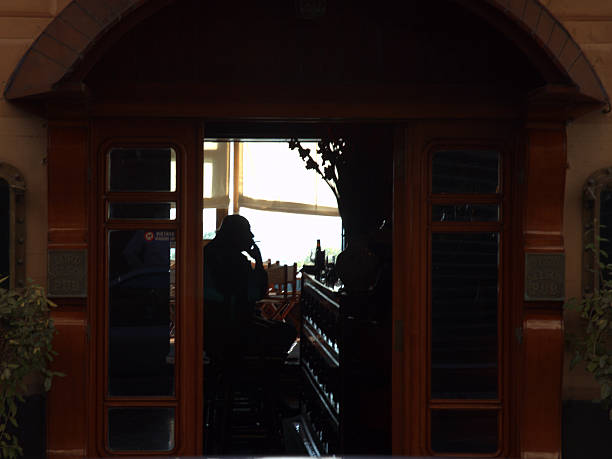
[203,140,342,264]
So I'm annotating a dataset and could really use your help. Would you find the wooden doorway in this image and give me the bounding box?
[86,117,525,457]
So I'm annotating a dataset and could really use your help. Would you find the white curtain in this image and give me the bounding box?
[203,142,229,209]
[239,141,339,216]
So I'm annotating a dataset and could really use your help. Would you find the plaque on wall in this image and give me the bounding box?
[48,250,87,298]
[524,253,565,301]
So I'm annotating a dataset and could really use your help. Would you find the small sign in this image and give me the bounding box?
[152,231,175,242]
[524,253,565,301]
[48,250,87,298]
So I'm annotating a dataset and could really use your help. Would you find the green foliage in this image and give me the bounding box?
[566,239,612,421]
[0,278,61,458]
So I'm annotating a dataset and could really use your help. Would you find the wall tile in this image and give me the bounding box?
[535,9,556,46]
[0,17,51,39]
[580,43,612,94]
[0,0,54,17]
[0,39,34,88]
[56,0,72,14]
[507,0,528,19]
[60,2,102,39]
[558,38,581,69]
[569,54,607,101]
[3,47,65,97]
[0,115,46,137]
[565,21,612,45]
[523,0,543,31]
[35,32,78,68]
[548,23,570,56]
[44,15,90,54]
[548,0,612,18]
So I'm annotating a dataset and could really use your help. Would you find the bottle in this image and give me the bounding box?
[315,239,324,279]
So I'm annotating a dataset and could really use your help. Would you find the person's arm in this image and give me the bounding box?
[246,243,268,300]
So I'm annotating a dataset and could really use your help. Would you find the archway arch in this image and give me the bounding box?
[3,0,609,109]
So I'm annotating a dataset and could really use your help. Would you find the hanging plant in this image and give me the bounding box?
[0,278,62,458]
[289,136,360,241]
[288,137,349,203]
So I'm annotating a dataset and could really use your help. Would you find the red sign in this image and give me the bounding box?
[144,231,154,241]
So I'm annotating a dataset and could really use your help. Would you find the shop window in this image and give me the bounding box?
[0,163,26,289]
[582,167,612,295]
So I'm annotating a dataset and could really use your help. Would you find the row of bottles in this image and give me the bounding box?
[301,382,339,455]
[312,239,340,288]
[301,290,340,356]
[301,336,340,415]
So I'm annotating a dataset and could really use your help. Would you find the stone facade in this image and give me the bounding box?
[0,1,71,285]
[0,0,610,443]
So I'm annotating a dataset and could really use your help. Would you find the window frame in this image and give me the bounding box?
[582,167,612,296]
[426,143,508,457]
[0,162,26,289]
[101,142,182,455]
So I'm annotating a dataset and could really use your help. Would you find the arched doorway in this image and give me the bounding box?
[5,0,608,457]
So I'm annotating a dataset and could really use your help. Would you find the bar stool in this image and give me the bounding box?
[204,347,285,454]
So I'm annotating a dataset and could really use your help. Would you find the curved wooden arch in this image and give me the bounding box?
[3,0,609,108]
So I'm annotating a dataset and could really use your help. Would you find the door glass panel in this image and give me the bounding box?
[432,204,499,222]
[432,150,499,194]
[108,148,176,192]
[108,407,175,451]
[430,409,498,454]
[108,229,176,396]
[431,232,498,399]
[109,202,177,220]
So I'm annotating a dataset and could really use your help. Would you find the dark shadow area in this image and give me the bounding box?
[562,400,612,459]
[202,122,393,455]
[0,178,9,280]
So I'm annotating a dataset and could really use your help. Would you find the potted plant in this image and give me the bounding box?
[0,278,61,458]
[566,239,612,420]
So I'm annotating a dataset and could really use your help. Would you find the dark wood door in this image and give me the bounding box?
[90,119,203,456]
[393,120,520,457]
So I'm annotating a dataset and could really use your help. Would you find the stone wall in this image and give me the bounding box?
[543,0,612,400]
[0,1,70,284]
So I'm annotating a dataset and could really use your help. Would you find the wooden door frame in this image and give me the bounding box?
[45,111,567,458]
[392,119,524,457]
[89,118,203,457]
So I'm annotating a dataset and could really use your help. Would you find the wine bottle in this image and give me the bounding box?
[314,239,324,279]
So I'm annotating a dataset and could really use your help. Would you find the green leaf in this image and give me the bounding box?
[601,383,611,400]
[570,352,582,370]
[0,280,63,457]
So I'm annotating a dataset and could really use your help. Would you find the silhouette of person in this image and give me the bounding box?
[203,214,296,362]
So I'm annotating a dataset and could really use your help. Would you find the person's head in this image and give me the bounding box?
[215,214,254,250]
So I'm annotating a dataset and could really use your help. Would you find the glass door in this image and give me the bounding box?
[93,120,202,456]
[393,120,519,457]
[428,149,503,455]
[105,146,178,452]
